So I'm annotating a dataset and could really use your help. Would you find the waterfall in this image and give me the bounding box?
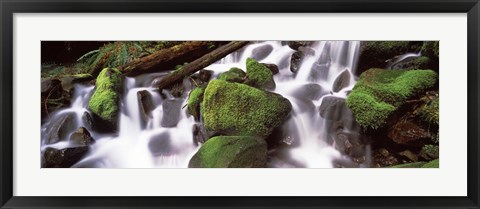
[41,41,361,168]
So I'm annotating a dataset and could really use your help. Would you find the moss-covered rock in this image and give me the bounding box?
[217,67,246,83]
[88,68,123,130]
[346,68,437,129]
[188,136,267,168]
[418,95,439,125]
[245,58,276,90]
[187,86,205,121]
[202,79,292,137]
[357,41,423,75]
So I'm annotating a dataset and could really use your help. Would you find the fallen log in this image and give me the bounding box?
[156,41,250,90]
[90,41,224,77]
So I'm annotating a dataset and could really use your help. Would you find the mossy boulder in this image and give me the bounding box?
[357,41,423,75]
[88,68,123,131]
[245,58,276,90]
[346,68,437,129]
[187,86,205,121]
[217,67,246,83]
[391,56,435,70]
[188,136,267,168]
[418,94,439,125]
[202,79,292,137]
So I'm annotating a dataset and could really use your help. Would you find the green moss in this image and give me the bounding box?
[202,79,292,137]
[390,162,427,168]
[421,41,439,59]
[346,68,437,129]
[217,67,246,83]
[422,159,439,168]
[188,136,267,168]
[245,58,275,90]
[187,87,205,120]
[418,95,439,125]
[421,144,439,159]
[88,68,123,127]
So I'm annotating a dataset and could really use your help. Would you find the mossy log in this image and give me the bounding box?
[155,41,250,90]
[89,41,223,77]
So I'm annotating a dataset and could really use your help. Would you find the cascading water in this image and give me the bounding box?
[41,41,361,168]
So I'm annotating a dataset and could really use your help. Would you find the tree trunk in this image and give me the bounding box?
[155,41,250,90]
[90,41,224,77]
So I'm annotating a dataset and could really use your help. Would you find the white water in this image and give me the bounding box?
[41,41,361,168]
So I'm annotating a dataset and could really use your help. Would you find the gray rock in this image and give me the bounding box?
[161,99,183,127]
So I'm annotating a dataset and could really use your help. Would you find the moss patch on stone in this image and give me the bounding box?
[187,86,205,120]
[346,68,437,129]
[202,79,291,137]
[217,67,246,83]
[188,136,267,168]
[245,58,275,90]
[421,41,439,59]
[418,95,439,125]
[88,68,123,128]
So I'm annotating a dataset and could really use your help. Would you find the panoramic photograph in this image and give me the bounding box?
[40,41,439,168]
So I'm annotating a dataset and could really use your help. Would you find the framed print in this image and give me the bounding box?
[1,0,479,208]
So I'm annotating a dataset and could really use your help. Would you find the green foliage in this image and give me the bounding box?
[421,41,439,59]
[245,58,275,90]
[422,144,439,159]
[346,68,437,129]
[418,95,439,125]
[187,87,205,120]
[188,136,267,168]
[202,79,291,137]
[88,68,123,125]
[422,159,439,168]
[75,41,183,73]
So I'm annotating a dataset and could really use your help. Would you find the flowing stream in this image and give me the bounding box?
[41,41,361,168]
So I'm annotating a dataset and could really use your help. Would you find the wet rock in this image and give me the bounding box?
[199,69,213,82]
[399,150,418,162]
[44,113,77,145]
[298,46,315,56]
[290,51,304,73]
[148,132,177,156]
[137,90,155,127]
[192,124,206,145]
[387,121,431,145]
[283,41,314,50]
[161,99,183,128]
[188,136,267,168]
[42,146,89,168]
[41,78,62,97]
[319,96,348,121]
[218,67,246,83]
[310,62,330,80]
[420,144,439,160]
[291,83,327,101]
[60,74,94,94]
[251,44,273,61]
[333,132,365,158]
[332,70,351,92]
[261,63,279,75]
[81,112,94,131]
[70,127,95,146]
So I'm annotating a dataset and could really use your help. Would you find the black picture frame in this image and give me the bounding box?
[1,0,479,208]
